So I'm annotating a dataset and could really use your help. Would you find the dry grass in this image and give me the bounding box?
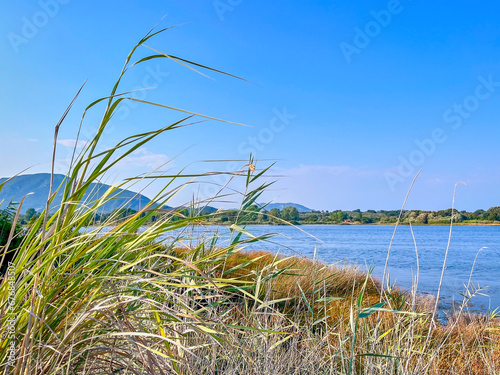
[172,248,500,375]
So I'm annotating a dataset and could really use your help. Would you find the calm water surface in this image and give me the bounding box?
[168,225,500,312]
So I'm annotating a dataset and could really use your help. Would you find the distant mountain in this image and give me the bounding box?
[261,202,313,213]
[0,173,219,215]
[0,173,152,213]
[198,206,218,215]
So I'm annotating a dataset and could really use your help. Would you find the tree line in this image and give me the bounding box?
[207,206,500,225]
[10,205,500,227]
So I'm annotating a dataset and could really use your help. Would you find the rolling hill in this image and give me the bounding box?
[261,202,313,212]
[0,173,152,213]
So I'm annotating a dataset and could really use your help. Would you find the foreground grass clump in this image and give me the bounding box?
[0,25,499,374]
[173,249,500,374]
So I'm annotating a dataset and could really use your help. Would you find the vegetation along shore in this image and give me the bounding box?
[42,205,500,226]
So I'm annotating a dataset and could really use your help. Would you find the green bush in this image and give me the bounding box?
[0,206,24,274]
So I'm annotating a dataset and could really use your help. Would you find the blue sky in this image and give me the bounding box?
[1,0,499,211]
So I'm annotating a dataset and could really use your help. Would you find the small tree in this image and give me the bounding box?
[282,206,299,222]
[337,211,347,222]
[268,208,281,223]
[25,208,37,222]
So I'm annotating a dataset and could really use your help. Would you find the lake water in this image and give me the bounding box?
[171,225,500,313]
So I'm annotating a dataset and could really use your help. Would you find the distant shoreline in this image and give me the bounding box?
[202,222,500,227]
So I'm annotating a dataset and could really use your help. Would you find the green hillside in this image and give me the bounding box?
[0,173,151,213]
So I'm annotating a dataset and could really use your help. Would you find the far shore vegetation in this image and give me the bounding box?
[23,204,500,226]
[205,206,500,225]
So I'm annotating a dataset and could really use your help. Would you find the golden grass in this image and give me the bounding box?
[172,248,500,375]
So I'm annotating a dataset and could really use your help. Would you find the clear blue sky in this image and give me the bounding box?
[1,0,499,211]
